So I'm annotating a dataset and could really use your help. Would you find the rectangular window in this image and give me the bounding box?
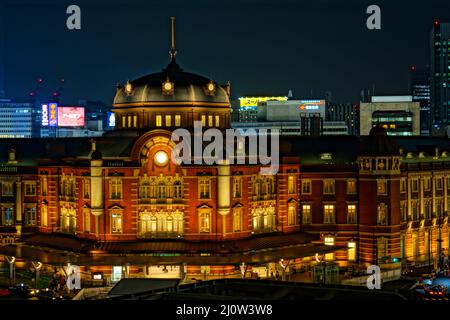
[347,204,357,224]
[111,210,122,233]
[411,179,418,192]
[302,205,311,224]
[110,178,122,199]
[175,115,181,127]
[24,181,36,196]
[324,236,335,261]
[323,205,335,224]
[301,179,312,194]
[84,208,90,233]
[156,115,162,127]
[121,116,126,128]
[215,115,220,127]
[2,207,14,226]
[199,208,211,233]
[288,175,296,194]
[233,177,242,198]
[25,207,36,226]
[348,241,356,261]
[208,115,213,127]
[127,115,132,128]
[41,177,48,196]
[201,115,206,127]
[400,178,406,193]
[436,177,443,190]
[423,177,431,191]
[323,179,335,195]
[377,180,387,195]
[133,115,137,127]
[83,179,90,199]
[165,115,171,127]
[347,179,357,194]
[2,181,14,197]
[198,177,210,199]
[233,207,242,232]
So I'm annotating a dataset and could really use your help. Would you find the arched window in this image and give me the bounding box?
[111,208,123,234]
[233,207,242,232]
[84,207,90,233]
[41,203,48,227]
[288,204,297,226]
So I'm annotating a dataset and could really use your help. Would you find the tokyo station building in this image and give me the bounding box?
[0,32,450,281]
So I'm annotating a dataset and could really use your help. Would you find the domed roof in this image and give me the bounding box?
[113,59,230,107]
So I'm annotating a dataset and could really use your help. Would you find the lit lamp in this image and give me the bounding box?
[154,151,169,166]
[204,81,216,96]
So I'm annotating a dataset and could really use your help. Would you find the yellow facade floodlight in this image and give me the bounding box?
[154,151,169,166]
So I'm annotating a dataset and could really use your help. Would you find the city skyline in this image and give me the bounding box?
[1,0,450,104]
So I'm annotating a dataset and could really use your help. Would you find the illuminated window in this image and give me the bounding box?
[324,236,335,261]
[377,179,387,195]
[288,204,297,226]
[323,179,335,194]
[84,207,90,233]
[111,209,122,234]
[41,176,48,196]
[83,179,90,199]
[288,175,296,194]
[199,207,211,233]
[348,241,356,261]
[175,115,181,127]
[377,203,387,225]
[165,115,171,127]
[110,178,122,200]
[208,115,213,127]
[25,207,36,226]
[133,115,137,127]
[233,176,242,198]
[121,116,126,128]
[302,205,311,224]
[173,181,183,199]
[127,115,132,128]
[347,179,357,194]
[423,177,431,191]
[377,237,388,262]
[24,181,36,196]
[201,115,206,127]
[347,204,357,224]
[41,203,48,227]
[156,115,162,127]
[323,205,335,224]
[2,207,14,226]
[198,177,210,199]
[215,115,220,127]
[138,210,184,237]
[301,179,312,194]
[233,207,242,232]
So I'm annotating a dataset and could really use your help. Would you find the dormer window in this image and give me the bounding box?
[125,81,134,95]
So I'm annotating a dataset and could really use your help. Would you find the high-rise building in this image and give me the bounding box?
[0,99,40,138]
[410,65,431,135]
[430,20,450,132]
[326,102,360,135]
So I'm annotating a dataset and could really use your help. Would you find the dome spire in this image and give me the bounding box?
[169,16,177,61]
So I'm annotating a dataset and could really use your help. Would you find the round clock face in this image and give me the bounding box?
[125,83,133,93]
[154,151,169,166]
[164,82,172,91]
[207,83,215,91]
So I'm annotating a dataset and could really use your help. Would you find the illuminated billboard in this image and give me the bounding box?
[41,104,49,126]
[297,100,326,111]
[49,103,58,126]
[107,112,116,128]
[57,107,85,127]
[239,96,287,110]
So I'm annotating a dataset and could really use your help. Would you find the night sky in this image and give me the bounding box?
[1,0,450,105]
